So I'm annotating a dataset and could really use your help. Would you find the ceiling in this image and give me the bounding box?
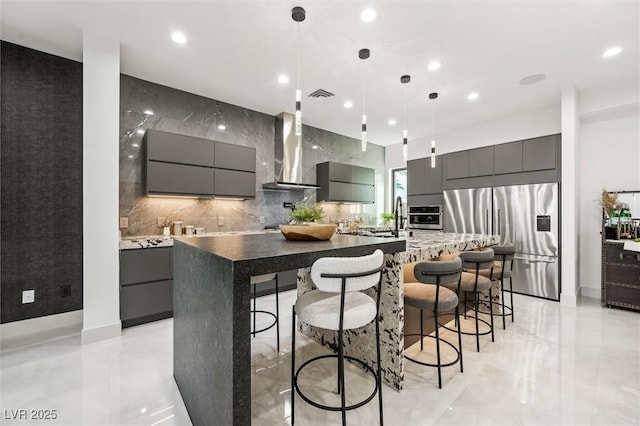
[1,1,638,146]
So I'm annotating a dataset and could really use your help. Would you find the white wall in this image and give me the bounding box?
[578,103,640,298]
[81,32,122,344]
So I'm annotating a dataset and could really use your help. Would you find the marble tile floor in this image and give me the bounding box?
[1,291,639,425]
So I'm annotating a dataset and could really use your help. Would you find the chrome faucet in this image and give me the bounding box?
[394,196,404,238]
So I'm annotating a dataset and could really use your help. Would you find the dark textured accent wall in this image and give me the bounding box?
[1,41,83,324]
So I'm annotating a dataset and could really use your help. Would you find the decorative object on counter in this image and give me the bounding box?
[173,221,184,236]
[429,92,438,168]
[381,212,395,225]
[184,225,195,236]
[359,48,370,152]
[600,189,622,225]
[195,227,205,235]
[160,215,174,236]
[162,226,170,236]
[280,202,336,240]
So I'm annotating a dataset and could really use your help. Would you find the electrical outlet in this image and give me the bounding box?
[218,217,224,226]
[158,216,166,226]
[119,217,129,228]
[22,290,35,304]
[60,285,71,298]
[259,216,265,224]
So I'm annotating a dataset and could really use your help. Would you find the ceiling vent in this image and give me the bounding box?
[308,89,335,98]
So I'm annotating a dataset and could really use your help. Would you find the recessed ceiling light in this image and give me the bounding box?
[132,143,140,148]
[217,124,227,130]
[388,119,397,126]
[360,8,376,22]
[171,32,187,45]
[312,145,319,149]
[144,110,154,116]
[344,101,353,109]
[602,46,622,58]
[427,60,442,71]
[127,155,134,159]
[467,92,479,101]
[136,129,145,135]
[519,74,546,85]
[278,74,289,84]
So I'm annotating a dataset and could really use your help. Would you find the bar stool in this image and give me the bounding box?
[404,257,463,389]
[291,249,384,426]
[441,248,495,352]
[478,244,515,329]
[251,273,279,351]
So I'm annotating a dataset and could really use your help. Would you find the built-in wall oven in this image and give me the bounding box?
[408,205,443,230]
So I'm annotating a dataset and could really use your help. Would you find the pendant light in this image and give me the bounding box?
[292,6,305,136]
[401,75,411,162]
[359,48,370,152]
[429,92,438,168]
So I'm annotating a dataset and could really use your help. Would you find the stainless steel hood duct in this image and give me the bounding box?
[262,112,320,190]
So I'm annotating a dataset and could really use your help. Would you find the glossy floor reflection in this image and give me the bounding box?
[2,292,639,425]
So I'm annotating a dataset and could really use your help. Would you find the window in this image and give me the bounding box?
[392,168,407,205]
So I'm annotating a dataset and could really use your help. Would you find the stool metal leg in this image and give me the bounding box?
[434,308,442,389]
[252,283,256,338]
[509,276,514,322]
[275,275,280,351]
[456,304,463,373]
[375,310,383,425]
[489,287,495,342]
[501,278,506,330]
[420,309,424,351]
[291,305,296,426]
[338,325,346,425]
[474,292,480,352]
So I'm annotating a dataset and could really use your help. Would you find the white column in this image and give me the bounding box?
[560,87,580,306]
[81,32,121,343]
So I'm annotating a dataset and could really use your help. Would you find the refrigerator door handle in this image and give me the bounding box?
[485,209,489,234]
[497,209,501,234]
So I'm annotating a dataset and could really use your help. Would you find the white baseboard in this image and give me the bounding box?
[561,287,581,307]
[0,310,83,352]
[81,321,121,345]
[580,287,601,300]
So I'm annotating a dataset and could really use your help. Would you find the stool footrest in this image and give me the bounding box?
[437,314,493,337]
[404,333,461,368]
[251,310,278,335]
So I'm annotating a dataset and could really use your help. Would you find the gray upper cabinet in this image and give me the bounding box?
[407,157,442,195]
[523,135,556,172]
[214,169,256,198]
[144,129,256,199]
[214,141,256,172]
[468,146,494,177]
[446,151,469,180]
[145,130,214,167]
[494,141,523,175]
[147,162,215,197]
[316,161,375,203]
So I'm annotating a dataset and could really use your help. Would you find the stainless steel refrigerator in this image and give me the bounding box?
[443,183,559,300]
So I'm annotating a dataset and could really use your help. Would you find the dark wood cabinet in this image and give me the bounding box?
[120,247,173,327]
[316,161,375,203]
[602,239,640,311]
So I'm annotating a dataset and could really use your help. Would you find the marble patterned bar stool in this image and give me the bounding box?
[404,257,463,389]
[251,273,279,351]
[442,248,495,352]
[478,244,515,329]
[291,249,384,426]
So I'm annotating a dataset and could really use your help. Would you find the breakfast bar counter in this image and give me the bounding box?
[172,231,498,425]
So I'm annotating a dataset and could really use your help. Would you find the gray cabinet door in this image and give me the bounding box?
[120,247,173,285]
[145,129,214,167]
[468,146,494,177]
[351,183,375,203]
[494,141,523,174]
[523,135,556,172]
[351,165,375,185]
[446,151,469,179]
[327,181,352,201]
[327,162,352,183]
[147,161,214,196]
[214,142,256,172]
[423,156,443,194]
[407,158,425,195]
[214,169,256,198]
[120,280,173,321]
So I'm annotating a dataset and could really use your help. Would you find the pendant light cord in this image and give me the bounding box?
[297,23,300,91]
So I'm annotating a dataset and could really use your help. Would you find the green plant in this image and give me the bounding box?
[381,212,395,225]
[289,203,324,223]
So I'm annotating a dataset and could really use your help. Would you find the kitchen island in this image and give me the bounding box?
[172,231,498,425]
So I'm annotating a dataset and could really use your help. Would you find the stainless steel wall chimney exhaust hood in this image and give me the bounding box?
[262,112,321,190]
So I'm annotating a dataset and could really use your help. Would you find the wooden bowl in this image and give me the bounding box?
[279,223,337,241]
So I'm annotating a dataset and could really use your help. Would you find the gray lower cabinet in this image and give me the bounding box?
[147,161,215,197]
[214,169,256,198]
[120,247,173,328]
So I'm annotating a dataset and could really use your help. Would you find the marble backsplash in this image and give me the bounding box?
[119,74,385,237]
